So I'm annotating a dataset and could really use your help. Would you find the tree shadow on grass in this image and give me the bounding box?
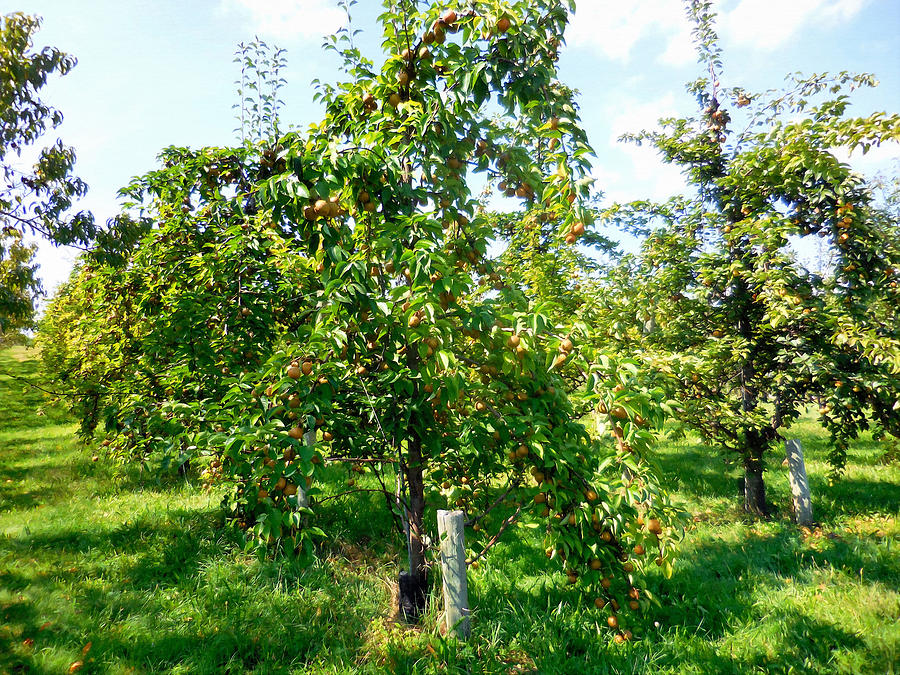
[655,444,742,503]
[655,440,900,527]
[460,514,891,674]
[0,452,96,512]
[3,493,892,674]
[0,442,198,514]
[0,350,72,434]
[0,495,396,674]
[312,483,401,556]
[811,476,900,520]
[0,581,282,675]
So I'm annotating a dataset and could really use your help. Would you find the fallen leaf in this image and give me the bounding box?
[82,641,92,655]
[23,638,34,648]
[68,660,84,673]
[39,622,52,631]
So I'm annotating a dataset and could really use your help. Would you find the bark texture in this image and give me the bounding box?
[398,433,428,619]
[743,442,769,516]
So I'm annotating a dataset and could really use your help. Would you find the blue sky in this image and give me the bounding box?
[16,0,900,297]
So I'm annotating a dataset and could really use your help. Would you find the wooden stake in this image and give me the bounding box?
[785,439,813,526]
[436,510,470,638]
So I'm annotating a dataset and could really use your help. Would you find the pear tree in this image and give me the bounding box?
[206,0,682,626]
[40,1,683,634]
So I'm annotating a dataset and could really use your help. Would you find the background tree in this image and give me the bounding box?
[38,40,301,450]
[0,229,40,337]
[601,0,900,515]
[37,143,315,449]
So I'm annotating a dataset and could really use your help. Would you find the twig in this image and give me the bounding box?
[316,486,406,506]
[325,456,397,464]
[0,370,98,399]
[466,504,522,566]
[464,480,519,527]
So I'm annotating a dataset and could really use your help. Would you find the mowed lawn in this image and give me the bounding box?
[1,345,898,674]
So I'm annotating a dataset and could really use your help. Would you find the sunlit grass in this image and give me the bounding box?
[1,346,898,673]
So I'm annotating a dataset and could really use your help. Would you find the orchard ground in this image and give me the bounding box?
[1,346,898,674]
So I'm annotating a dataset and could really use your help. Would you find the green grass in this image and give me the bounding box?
[1,345,898,674]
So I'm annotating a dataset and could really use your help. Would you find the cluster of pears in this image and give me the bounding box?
[564,219,586,245]
[385,7,515,93]
[303,195,344,221]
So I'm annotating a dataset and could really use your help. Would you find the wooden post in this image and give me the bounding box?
[785,439,813,526]
[436,510,470,639]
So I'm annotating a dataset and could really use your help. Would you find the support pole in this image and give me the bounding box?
[436,510,470,639]
[785,439,813,526]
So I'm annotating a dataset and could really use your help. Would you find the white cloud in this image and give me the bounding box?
[220,0,346,41]
[566,0,869,65]
[596,93,688,203]
[721,0,868,50]
[659,27,696,68]
[830,142,900,178]
[603,144,687,203]
[567,0,693,66]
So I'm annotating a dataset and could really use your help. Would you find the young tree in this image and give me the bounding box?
[603,0,900,515]
[210,0,685,623]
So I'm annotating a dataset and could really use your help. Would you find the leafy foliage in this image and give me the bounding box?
[234,38,287,144]
[0,13,93,246]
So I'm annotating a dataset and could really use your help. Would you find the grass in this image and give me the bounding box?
[1,345,898,674]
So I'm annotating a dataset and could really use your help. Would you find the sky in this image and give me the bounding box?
[12,0,900,301]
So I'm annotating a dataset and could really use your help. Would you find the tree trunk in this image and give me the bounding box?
[731,236,767,517]
[398,433,428,619]
[743,442,769,516]
[398,335,428,620]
